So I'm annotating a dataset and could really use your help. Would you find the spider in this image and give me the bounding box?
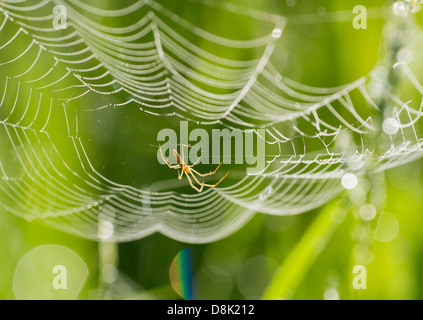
[159,144,229,192]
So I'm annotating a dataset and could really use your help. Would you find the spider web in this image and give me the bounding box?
[0,0,423,243]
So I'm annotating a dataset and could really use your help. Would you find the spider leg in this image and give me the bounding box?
[180,144,197,166]
[181,144,186,165]
[188,155,201,168]
[190,161,223,177]
[192,170,229,188]
[159,144,180,169]
[189,170,204,186]
[178,169,184,180]
[185,171,203,192]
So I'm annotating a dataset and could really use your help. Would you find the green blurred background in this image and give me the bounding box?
[1,0,423,300]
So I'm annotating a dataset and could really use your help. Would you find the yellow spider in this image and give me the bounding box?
[159,145,229,192]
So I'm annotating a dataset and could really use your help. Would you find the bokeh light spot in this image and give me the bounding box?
[359,204,377,221]
[324,288,340,300]
[237,256,278,299]
[342,173,358,190]
[203,242,243,276]
[375,212,399,243]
